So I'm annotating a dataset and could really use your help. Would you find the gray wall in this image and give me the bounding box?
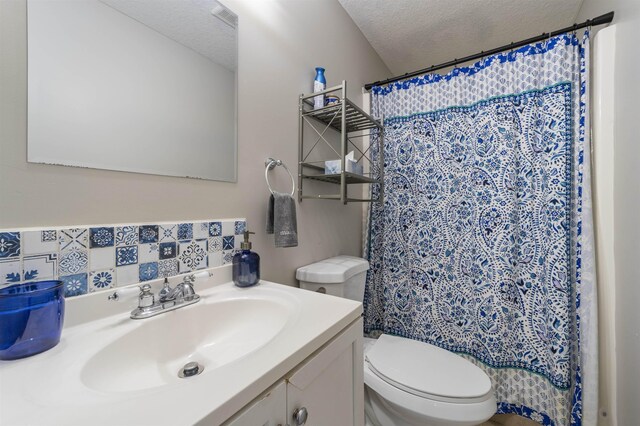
[0,0,391,286]
[576,1,640,425]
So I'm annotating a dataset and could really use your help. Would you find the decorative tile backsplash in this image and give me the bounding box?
[0,218,246,298]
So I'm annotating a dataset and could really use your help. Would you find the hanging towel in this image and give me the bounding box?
[266,191,298,248]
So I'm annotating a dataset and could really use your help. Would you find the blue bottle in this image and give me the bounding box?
[233,231,260,287]
[313,67,326,109]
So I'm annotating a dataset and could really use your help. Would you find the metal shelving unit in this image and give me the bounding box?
[298,81,384,204]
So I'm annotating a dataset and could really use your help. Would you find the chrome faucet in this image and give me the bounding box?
[109,272,208,319]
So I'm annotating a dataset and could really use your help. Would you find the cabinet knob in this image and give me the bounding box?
[292,407,308,425]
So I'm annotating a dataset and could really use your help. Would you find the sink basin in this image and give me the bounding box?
[81,295,295,393]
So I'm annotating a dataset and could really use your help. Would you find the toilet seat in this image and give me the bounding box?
[364,334,493,404]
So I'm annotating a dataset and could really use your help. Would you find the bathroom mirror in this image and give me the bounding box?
[27,0,238,181]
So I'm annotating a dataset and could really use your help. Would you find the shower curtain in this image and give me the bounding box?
[365,32,597,426]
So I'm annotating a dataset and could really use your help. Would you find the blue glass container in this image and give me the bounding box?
[233,231,260,287]
[0,280,65,360]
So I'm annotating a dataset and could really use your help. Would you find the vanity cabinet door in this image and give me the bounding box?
[224,380,287,426]
[286,318,364,426]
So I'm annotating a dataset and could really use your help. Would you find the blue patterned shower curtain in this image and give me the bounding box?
[365,33,597,426]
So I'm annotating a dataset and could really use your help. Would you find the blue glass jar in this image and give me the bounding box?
[0,280,65,360]
[233,231,260,287]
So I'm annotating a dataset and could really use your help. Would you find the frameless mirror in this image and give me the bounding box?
[27,0,238,181]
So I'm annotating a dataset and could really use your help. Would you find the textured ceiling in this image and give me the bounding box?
[100,0,236,71]
[338,0,584,76]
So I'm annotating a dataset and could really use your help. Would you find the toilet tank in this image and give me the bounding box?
[296,256,369,302]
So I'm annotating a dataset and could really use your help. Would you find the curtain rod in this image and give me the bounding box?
[364,11,614,91]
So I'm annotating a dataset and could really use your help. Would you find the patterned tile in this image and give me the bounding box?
[0,259,21,285]
[2,217,245,297]
[116,264,138,287]
[139,262,158,282]
[193,222,209,239]
[59,249,88,276]
[139,225,159,244]
[178,239,207,272]
[60,273,88,297]
[115,226,138,247]
[208,237,222,253]
[177,223,193,240]
[89,268,115,292]
[22,230,58,254]
[159,242,176,259]
[116,246,138,266]
[235,221,246,235]
[139,243,159,263]
[208,222,222,237]
[158,258,178,278]
[90,227,114,248]
[222,236,235,250]
[0,232,20,259]
[159,224,177,242]
[222,250,236,265]
[59,228,88,251]
[23,253,57,281]
[90,247,115,271]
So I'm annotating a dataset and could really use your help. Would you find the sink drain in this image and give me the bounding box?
[178,361,204,378]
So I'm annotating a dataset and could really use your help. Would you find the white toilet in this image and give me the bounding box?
[296,256,497,426]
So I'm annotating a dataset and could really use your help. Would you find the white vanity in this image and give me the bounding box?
[0,266,363,426]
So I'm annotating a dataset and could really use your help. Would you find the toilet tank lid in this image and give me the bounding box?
[296,256,369,283]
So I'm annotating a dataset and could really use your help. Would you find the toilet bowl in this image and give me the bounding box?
[297,256,497,426]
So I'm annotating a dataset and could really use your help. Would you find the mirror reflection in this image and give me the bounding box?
[27,0,238,181]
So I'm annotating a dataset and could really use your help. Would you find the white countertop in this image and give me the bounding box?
[0,267,362,425]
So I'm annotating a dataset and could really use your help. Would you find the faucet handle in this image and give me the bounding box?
[138,284,155,308]
[108,285,141,302]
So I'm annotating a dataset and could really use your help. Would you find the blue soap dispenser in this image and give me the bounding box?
[233,230,260,287]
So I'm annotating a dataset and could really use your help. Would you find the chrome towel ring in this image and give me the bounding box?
[265,157,295,197]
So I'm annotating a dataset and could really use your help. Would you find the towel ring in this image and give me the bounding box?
[265,157,295,197]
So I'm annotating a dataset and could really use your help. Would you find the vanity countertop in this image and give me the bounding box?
[0,267,362,425]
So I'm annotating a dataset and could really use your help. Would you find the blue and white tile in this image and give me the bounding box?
[159,242,176,259]
[89,268,115,292]
[193,222,209,240]
[115,226,138,247]
[0,232,21,259]
[178,239,208,272]
[138,243,159,263]
[177,223,193,241]
[208,222,222,237]
[59,228,89,252]
[208,252,223,268]
[59,249,89,276]
[90,227,115,248]
[116,264,139,287]
[0,259,21,285]
[222,250,236,265]
[208,237,222,253]
[90,247,115,271]
[22,230,58,255]
[23,253,57,281]
[234,221,246,235]
[222,236,235,250]
[116,246,138,266]
[158,258,178,278]
[139,262,158,282]
[221,221,235,236]
[159,224,178,242]
[60,273,88,297]
[139,225,159,244]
